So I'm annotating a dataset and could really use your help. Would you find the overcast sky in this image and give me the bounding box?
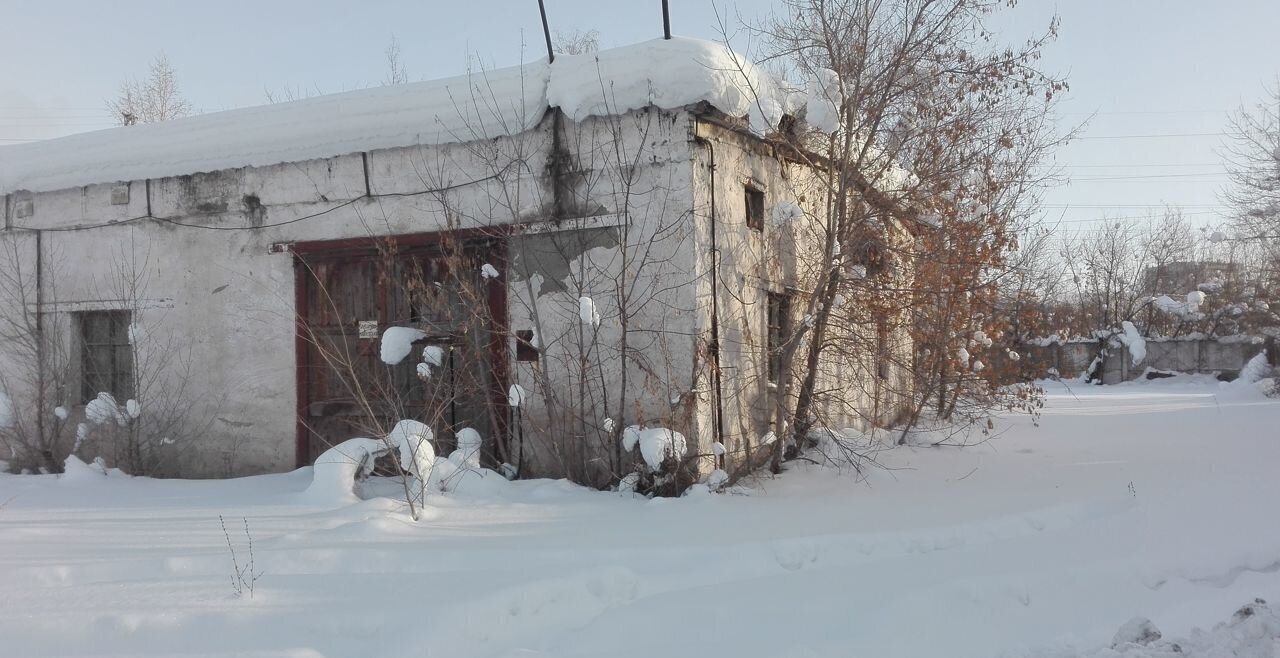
[2,1,1277,236]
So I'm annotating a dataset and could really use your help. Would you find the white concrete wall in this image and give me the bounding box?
[503,109,702,485]
[687,118,915,476]
[0,107,707,479]
[1,105,908,483]
[1016,339,1267,382]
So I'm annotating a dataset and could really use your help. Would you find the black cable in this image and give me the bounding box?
[8,171,505,234]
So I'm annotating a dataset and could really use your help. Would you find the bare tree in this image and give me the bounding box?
[263,82,326,105]
[1049,209,1276,348]
[0,235,74,473]
[71,239,216,476]
[743,0,1066,467]
[553,29,601,56]
[383,36,409,86]
[108,53,192,126]
[1223,82,1280,274]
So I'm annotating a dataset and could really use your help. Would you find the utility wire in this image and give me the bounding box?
[1045,211,1225,224]
[1071,131,1227,140]
[1050,163,1226,169]
[1067,172,1228,181]
[8,171,507,234]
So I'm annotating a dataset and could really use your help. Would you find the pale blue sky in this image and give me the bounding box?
[2,1,1277,233]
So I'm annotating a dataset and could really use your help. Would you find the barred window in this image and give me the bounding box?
[78,310,133,402]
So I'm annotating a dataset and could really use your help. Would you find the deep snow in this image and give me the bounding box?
[0,376,1277,657]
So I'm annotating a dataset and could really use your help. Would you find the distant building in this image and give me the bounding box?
[1143,261,1238,295]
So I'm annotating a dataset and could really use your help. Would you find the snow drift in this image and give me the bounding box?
[1062,600,1280,658]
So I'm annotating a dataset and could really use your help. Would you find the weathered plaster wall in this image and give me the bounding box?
[1,107,705,479]
[688,118,915,477]
[2,104,909,483]
[505,109,701,485]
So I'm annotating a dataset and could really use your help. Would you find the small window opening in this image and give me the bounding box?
[78,310,134,402]
[766,292,792,385]
[515,330,539,362]
[876,321,891,380]
[745,185,765,232]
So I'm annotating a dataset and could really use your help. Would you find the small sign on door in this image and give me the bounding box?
[358,320,379,339]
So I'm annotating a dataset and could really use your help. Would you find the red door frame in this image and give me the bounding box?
[290,228,510,467]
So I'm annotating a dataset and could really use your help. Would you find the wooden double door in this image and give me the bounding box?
[293,237,507,466]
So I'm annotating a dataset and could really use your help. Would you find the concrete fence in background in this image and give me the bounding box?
[1005,337,1273,384]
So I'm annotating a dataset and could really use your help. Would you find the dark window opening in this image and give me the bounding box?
[849,233,889,278]
[78,310,134,402]
[515,330,539,362]
[766,292,792,385]
[745,185,765,231]
[876,321,891,380]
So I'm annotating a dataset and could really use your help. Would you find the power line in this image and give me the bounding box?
[0,106,108,111]
[0,123,114,128]
[1051,163,1226,169]
[1042,203,1227,209]
[1065,180,1227,185]
[0,115,112,120]
[1068,172,1229,181]
[1045,211,1225,224]
[1060,109,1230,116]
[1072,132,1227,140]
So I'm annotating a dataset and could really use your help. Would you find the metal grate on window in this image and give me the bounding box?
[78,310,134,402]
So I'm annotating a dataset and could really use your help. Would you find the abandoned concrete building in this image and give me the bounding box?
[0,38,913,485]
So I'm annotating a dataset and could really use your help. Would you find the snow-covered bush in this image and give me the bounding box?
[704,469,729,491]
[1237,352,1274,385]
[305,437,389,504]
[305,420,437,516]
[619,425,687,473]
[450,427,482,469]
[1116,321,1147,365]
[617,425,695,495]
[617,471,640,495]
[0,240,77,473]
[387,420,435,491]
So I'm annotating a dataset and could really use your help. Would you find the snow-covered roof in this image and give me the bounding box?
[0,37,799,195]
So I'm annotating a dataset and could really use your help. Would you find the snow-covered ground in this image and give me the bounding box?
[1,376,1277,658]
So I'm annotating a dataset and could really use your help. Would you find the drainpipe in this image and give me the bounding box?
[693,124,726,453]
[34,228,47,465]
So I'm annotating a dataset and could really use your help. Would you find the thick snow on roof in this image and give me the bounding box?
[0,37,797,195]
